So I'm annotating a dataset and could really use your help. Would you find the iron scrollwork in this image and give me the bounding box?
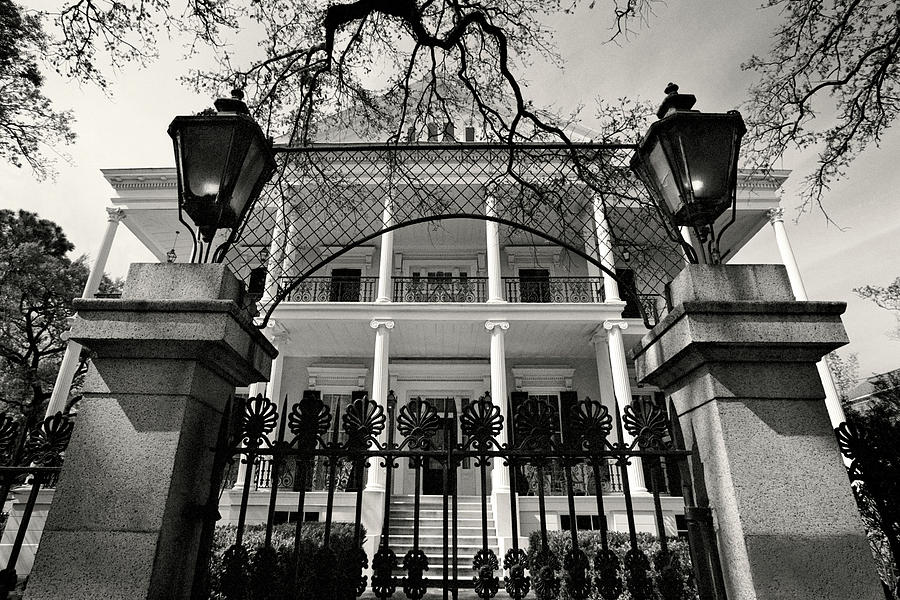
[472,548,499,599]
[503,548,530,599]
[240,394,278,448]
[371,547,398,597]
[460,392,503,452]
[396,397,440,450]
[563,547,590,600]
[623,402,670,450]
[402,547,429,600]
[342,395,386,449]
[288,392,331,449]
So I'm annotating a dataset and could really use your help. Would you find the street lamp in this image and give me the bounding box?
[630,83,746,264]
[168,89,277,263]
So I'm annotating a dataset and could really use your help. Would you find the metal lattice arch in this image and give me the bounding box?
[224,142,689,327]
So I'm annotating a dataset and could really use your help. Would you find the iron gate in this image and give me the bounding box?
[214,391,725,600]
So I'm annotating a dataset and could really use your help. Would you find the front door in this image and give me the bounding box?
[422,415,456,495]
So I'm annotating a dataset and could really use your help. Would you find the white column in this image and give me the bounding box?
[234,334,287,491]
[485,320,511,490]
[485,196,505,303]
[602,319,647,493]
[375,193,394,303]
[485,319,512,560]
[583,224,604,302]
[592,195,620,302]
[265,333,288,411]
[363,318,393,572]
[768,208,849,434]
[261,213,286,306]
[46,207,125,417]
[366,319,394,492]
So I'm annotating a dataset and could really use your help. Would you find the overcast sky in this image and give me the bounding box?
[3,0,899,377]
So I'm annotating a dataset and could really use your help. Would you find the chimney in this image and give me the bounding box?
[443,123,456,142]
[427,123,439,142]
[465,126,475,142]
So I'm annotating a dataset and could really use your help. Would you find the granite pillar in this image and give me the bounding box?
[25,263,276,600]
[632,264,880,600]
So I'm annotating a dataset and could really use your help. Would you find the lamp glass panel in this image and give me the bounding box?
[181,123,233,201]
[229,133,268,223]
[676,119,735,202]
[647,141,683,214]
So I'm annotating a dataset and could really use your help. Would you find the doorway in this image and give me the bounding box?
[422,415,457,495]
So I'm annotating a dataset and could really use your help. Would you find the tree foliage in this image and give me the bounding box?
[856,276,900,339]
[0,0,75,179]
[0,210,87,431]
[742,1,900,217]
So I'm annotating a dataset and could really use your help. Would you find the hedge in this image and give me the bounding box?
[209,522,366,600]
[527,529,698,600]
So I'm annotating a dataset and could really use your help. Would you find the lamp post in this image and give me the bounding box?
[630,83,746,264]
[168,89,277,263]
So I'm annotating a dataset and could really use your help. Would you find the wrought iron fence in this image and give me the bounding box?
[282,276,378,302]
[503,277,603,303]
[214,392,725,600]
[0,412,75,600]
[392,277,488,303]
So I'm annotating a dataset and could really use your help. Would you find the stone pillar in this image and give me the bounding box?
[376,194,394,303]
[602,320,647,493]
[767,208,848,433]
[362,319,393,567]
[46,207,126,417]
[632,264,880,600]
[25,263,276,600]
[485,196,505,303]
[485,319,513,558]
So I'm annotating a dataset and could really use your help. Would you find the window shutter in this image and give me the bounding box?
[559,390,578,445]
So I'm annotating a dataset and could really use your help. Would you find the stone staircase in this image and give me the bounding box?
[388,495,497,587]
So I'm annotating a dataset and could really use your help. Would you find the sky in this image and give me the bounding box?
[2,0,899,378]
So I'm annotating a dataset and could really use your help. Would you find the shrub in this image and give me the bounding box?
[209,521,366,600]
[527,529,698,600]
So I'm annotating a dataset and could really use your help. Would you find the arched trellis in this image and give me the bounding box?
[221,143,685,328]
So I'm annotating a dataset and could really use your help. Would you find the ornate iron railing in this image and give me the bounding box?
[215,392,725,600]
[0,412,75,600]
[392,276,488,303]
[503,277,603,303]
[282,276,378,302]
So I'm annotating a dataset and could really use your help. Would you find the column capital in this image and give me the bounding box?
[603,319,628,332]
[484,320,510,332]
[370,318,395,330]
[105,207,126,222]
[766,207,785,224]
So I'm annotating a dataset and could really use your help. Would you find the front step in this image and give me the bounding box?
[385,495,500,591]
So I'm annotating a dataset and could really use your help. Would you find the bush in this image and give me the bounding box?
[209,521,366,600]
[527,529,698,600]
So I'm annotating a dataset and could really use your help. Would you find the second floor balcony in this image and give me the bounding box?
[281,274,659,320]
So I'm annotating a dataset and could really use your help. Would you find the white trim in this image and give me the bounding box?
[390,361,490,382]
[511,366,575,392]
[504,244,562,271]
[306,364,369,390]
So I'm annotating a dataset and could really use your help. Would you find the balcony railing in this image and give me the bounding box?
[392,276,488,302]
[503,277,604,303]
[283,276,377,302]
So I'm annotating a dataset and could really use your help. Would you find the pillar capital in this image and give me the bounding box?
[370,318,395,331]
[105,206,126,222]
[766,206,785,224]
[602,319,628,332]
[484,320,509,332]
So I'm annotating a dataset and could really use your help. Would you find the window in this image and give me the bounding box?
[559,514,603,531]
[519,268,551,302]
[617,268,641,318]
[330,268,362,302]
